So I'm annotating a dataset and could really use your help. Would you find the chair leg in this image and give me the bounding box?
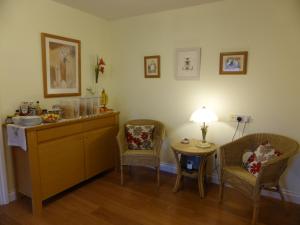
[219,182,224,203]
[277,185,287,210]
[128,165,132,175]
[120,164,124,185]
[156,166,160,187]
[252,203,260,225]
[277,185,285,202]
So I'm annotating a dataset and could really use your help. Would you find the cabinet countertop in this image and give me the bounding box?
[3,111,119,131]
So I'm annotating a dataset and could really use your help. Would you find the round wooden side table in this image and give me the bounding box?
[171,139,217,198]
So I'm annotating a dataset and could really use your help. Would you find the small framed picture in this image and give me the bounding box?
[175,48,201,80]
[41,33,81,97]
[219,51,248,75]
[144,55,160,78]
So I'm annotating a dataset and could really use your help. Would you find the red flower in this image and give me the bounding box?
[247,153,256,163]
[141,132,149,140]
[133,137,141,147]
[126,132,134,142]
[250,162,261,174]
[98,57,106,66]
[95,57,106,83]
[100,66,105,74]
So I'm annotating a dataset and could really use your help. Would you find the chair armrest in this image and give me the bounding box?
[220,136,253,168]
[153,125,166,155]
[116,129,127,154]
[258,157,290,186]
[153,136,163,156]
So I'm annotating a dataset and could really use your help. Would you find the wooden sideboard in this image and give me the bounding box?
[11,112,119,215]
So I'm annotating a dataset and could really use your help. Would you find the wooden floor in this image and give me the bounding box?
[0,167,299,225]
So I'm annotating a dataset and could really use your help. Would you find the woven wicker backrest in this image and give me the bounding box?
[246,133,298,158]
[220,133,299,168]
[124,119,165,140]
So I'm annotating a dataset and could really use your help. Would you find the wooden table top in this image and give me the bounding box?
[171,139,217,156]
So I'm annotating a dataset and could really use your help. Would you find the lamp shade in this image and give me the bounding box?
[190,106,218,124]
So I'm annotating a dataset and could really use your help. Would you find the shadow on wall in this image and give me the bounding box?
[281,152,300,189]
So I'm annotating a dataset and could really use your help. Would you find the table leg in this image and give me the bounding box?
[198,157,208,198]
[173,174,183,192]
[172,150,183,192]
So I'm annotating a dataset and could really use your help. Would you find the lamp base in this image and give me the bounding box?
[196,141,211,148]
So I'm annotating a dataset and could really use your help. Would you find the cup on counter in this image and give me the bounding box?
[92,97,100,115]
[60,100,74,119]
[73,99,80,118]
[79,97,87,117]
[86,98,93,116]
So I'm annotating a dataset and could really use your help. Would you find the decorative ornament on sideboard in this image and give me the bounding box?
[95,56,106,83]
[99,89,109,112]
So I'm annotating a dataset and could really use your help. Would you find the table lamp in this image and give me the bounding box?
[190,106,218,148]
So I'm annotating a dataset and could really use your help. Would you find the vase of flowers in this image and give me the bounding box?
[95,56,105,83]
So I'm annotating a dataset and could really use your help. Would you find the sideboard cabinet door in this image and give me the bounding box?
[38,134,85,199]
[84,126,117,179]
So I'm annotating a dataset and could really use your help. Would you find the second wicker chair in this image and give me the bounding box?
[117,119,165,186]
[219,133,298,225]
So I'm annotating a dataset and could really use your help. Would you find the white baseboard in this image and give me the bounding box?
[160,162,300,205]
[8,191,16,202]
[160,162,177,174]
[261,188,300,205]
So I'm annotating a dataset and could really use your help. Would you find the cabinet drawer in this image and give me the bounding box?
[84,126,118,179]
[37,123,82,143]
[38,134,85,199]
[82,115,116,132]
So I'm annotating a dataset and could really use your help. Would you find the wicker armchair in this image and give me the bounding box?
[219,133,298,225]
[117,119,165,186]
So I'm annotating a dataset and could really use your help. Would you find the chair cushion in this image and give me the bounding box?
[224,166,256,186]
[223,166,256,197]
[242,142,281,176]
[126,125,155,150]
[122,149,158,166]
[123,149,155,155]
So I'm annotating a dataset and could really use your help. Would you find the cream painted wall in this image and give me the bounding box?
[110,0,300,194]
[1,0,300,199]
[0,0,113,192]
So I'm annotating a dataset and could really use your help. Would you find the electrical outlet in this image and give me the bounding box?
[231,114,251,123]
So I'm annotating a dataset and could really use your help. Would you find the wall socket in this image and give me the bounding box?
[231,114,251,123]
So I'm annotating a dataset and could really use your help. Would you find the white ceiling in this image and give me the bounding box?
[52,0,221,20]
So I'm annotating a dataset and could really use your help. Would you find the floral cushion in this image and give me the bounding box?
[242,142,281,177]
[126,125,155,150]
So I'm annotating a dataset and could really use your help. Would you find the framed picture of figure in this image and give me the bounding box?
[144,55,160,78]
[41,33,81,97]
[175,48,201,80]
[219,51,248,75]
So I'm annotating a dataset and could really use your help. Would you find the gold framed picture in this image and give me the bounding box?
[144,55,160,78]
[41,33,81,97]
[219,51,248,75]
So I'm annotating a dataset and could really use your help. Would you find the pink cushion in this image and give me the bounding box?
[126,125,155,150]
[242,142,281,177]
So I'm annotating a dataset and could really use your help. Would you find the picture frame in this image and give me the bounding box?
[175,48,201,80]
[219,51,248,75]
[144,55,160,78]
[41,33,81,98]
